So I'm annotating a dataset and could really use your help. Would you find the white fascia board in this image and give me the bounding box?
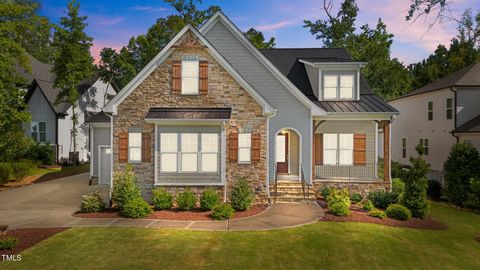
[104,24,273,115]
[200,12,326,116]
[299,59,368,69]
[314,113,395,121]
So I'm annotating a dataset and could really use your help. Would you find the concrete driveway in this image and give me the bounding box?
[0,173,94,229]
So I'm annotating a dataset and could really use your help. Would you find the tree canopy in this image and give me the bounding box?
[243,28,276,49]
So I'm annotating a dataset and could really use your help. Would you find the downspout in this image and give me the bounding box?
[449,87,459,143]
[106,113,114,205]
[55,116,59,163]
[266,109,277,203]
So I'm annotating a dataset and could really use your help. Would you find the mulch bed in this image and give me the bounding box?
[0,227,69,256]
[74,204,268,221]
[475,235,480,243]
[317,200,447,230]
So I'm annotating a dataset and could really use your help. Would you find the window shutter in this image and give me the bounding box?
[142,132,151,163]
[172,60,181,94]
[354,134,366,165]
[199,60,208,95]
[314,134,323,165]
[229,129,238,162]
[251,132,261,163]
[119,132,128,163]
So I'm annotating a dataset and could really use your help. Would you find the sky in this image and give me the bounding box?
[38,0,479,65]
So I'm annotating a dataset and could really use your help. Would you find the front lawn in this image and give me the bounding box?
[3,202,480,270]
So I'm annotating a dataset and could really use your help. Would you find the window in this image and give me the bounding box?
[323,134,354,165]
[128,132,142,162]
[428,101,433,121]
[181,60,199,94]
[402,138,406,158]
[238,133,251,163]
[446,98,453,119]
[31,122,46,143]
[276,134,286,163]
[159,132,219,173]
[419,138,429,155]
[322,74,354,100]
[160,133,178,172]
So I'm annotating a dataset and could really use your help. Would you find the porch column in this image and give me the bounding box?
[312,121,316,180]
[382,121,391,181]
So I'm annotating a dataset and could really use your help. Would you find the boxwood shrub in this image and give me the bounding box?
[386,204,412,220]
[80,190,105,213]
[200,188,221,211]
[176,188,196,211]
[111,165,142,210]
[350,193,363,204]
[120,197,152,218]
[361,199,374,211]
[230,178,254,211]
[211,203,234,220]
[0,237,18,250]
[152,187,173,210]
[329,202,350,216]
[367,190,398,209]
[368,209,386,219]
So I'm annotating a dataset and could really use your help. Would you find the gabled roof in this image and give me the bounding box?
[452,114,480,134]
[85,111,111,124]
[104,24,274,115]
[391,62,480,101]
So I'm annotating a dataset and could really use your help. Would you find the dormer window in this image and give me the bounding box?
[322,74,354,100]
[181,60,199,95]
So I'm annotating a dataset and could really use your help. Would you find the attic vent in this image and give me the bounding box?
[182,55,199,61]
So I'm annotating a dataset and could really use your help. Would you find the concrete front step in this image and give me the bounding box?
[274,187,315,192]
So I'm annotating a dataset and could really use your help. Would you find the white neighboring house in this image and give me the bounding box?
[18,56,117,162]
[382,62,480,182]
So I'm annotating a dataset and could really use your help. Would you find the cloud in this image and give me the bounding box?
[129,5,168,13]
[255,20,298,31]
[88,15,124,26]
[90,42,123,64]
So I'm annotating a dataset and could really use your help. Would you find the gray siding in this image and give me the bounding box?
[305,65,318,98]
[456,87,480,126]
[204,21,313,182]
[316,120,376,179]
[26,86,56,144]
[92,127,110,176]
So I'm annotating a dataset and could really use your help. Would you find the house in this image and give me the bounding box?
[387,62,480,182]
[88,12,397,203]
[18,55,117,163]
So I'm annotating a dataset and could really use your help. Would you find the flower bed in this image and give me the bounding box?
[74,204,268,221]
[0,227,69,256]
[317,199,447,230]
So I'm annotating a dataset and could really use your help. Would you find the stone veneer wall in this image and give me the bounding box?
[112,31,268,203]
[313,180,391,198]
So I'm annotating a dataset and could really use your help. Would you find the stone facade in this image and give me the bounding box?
[112,30,268,203]
[313,180,391,197]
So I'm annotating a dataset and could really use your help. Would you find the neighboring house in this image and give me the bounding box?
[88,12,397,203]
[18,56,117,162]
[386,62,480,182]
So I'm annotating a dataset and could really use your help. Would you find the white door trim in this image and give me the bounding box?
[98,145,111,185]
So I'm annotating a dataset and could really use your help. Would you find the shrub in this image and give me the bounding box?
[27,143,55,165]
[464,178,480,210]
[120,197,152,218]
[386,204,412,220]
[152,187,173,210]
[200,188,221,211]
[0,225,8,235]
[0,237,18,250]
[329,202,351,216]
[0,163,12,181]
[368,209,386,219]
[111,165,142,210]
[368,191,398,209]
[350,193,363,204]
[361,199,374,211]
[229,178,254,211]
[320,187,333,199]
[80,190,105,213]
[176,188,196,211]
[11,160,32,180]
[211,203,234,220]
[402,145,431,219]
[0,130,34,162]
[427,180,442,200]
[444,141,480,206]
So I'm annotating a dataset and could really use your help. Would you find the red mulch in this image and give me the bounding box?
[317,200,447,230]
[0,227,69,256]
[475,235,480,243]
[74,204,268,221]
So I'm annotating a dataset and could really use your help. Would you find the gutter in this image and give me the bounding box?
[449,87,459,143]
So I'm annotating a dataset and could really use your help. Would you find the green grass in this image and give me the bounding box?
[3,202,480,270]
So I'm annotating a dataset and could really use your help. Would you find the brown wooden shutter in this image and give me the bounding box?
[172,60,181,94]
[141,132,151,163]
[251,132,261,163]
[119,132,128,163]
[228,129,238,162]
[354,134,366,165]
[314,134,323,165]
[199,60,208,95]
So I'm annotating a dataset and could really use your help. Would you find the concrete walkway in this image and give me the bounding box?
[0,173,323,231]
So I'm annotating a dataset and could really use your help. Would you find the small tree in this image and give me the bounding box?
[98,48,122,106]
[51,0,93,165]
[402,144,430,219]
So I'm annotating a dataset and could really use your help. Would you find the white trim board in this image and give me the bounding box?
[199,11,327,116]
[103,24,274,115]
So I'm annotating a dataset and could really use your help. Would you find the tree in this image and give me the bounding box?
[0,0,38,161]
[304,0,412,99]
[443,141,480,206]
[406,0,447,23]
[402,145,431,219]
[98,48,121,105]
[51,0,93,165]
[243,28,275,49]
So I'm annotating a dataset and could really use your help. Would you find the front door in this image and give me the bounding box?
[99,146,111,185]
[276,133,289,174]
